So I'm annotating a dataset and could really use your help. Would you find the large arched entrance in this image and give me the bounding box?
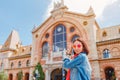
[25,73,29,80]
[105,67,116,80]
[9,74,13,80]
[51,68,67,80]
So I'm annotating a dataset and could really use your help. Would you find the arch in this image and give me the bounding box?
[37,17,88,53]
[51,68,67,80]
[111,47,120,57]
[37,17,87,42]
[25,73,29,80]
[104,67,116,80]
[9,74,13,80]
[111,47,120,51]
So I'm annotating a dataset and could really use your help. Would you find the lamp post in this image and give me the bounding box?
[62,49,66,80]
[35,69,40,80]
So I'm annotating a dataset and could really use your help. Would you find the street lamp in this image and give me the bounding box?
[62,49,66,80]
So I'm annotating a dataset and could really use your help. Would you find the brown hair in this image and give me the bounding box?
[72,38,89,55]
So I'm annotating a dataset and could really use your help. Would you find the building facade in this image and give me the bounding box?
[0,1,120,80]
[31,1,120,80]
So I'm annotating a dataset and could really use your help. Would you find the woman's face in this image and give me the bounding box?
[73,40,83,54]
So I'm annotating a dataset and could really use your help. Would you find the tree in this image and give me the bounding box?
[18,70,23,80]
[33,63,45,80]
[0,71,8,80]
[111,72,116,80]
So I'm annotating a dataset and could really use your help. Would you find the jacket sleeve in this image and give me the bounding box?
[63,54,85,69]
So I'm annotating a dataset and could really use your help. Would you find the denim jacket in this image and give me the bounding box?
[63,52,92,80]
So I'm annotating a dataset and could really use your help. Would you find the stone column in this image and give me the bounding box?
[45,69,49,80]
[29,68,34,80]
[46,66,53,80]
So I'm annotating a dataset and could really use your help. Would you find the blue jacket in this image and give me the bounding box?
[63,52,92,80]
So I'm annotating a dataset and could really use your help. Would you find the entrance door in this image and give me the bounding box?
[105,67,116,80]
[9,74,13,80]
[51,68,67,80]
[25,73,29,80]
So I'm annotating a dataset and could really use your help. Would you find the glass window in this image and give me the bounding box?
[42,42,49,57]
[70,27,75,32]
[26,60,30,67]
[45,33,49,38]
[11,62,14,68]
[1,62,4,70]
[103,31,107,37]
[18,61,21,68]
[53,24,67,52]
[119,29,120,34]
[103,49,110,58]
[71,35,80,42]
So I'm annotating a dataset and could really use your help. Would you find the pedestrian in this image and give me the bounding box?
[63,38,92,80]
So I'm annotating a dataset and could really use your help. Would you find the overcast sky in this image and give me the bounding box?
[0,0,120,45]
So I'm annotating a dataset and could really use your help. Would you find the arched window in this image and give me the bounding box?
[1,62,4,70]
[70,27,75,32]
[26,60,30,67]
[53,24,66,52]
[42,42,49,57]
[103,31,107,37]
[11,62,14,68]
[18,61,21,68]
[119,29,120,34]
[71,35,80,42]
[103,49,110,58]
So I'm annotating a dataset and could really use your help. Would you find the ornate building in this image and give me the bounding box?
[0,30,31,80]
[0,0,120,80]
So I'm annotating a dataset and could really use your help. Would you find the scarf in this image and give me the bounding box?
[66,54,79,80]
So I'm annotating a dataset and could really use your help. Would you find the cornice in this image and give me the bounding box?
[0,48,16,53]
[90,57,120,61]
[96,38,120,46]
[8,54,31,60]
[5,66,31,70]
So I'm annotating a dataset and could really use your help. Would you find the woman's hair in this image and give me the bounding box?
[72,38,89,55]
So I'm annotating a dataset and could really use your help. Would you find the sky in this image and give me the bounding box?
[0,0,120,45]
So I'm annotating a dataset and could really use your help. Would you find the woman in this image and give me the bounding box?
[63,38,92,80]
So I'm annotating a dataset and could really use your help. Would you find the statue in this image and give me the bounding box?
[53,0,65,10]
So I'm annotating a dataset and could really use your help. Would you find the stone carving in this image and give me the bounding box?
[53,0,64,10]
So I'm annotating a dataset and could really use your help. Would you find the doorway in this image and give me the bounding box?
[51,68,67,80]
[105,67,116,80]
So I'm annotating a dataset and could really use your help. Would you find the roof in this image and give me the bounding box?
[0,30,21,52]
